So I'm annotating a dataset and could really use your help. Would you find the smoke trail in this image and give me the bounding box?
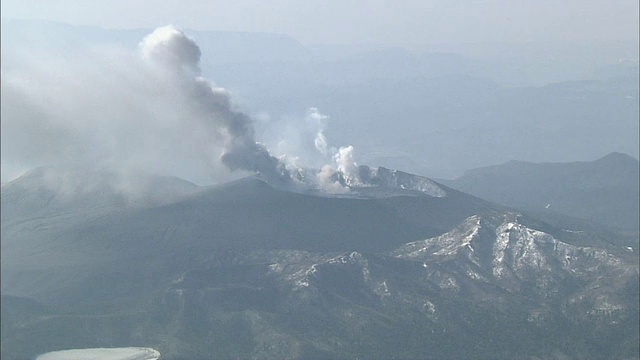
[1,25,354,191]
[139,26,292,185]
[308,108,330,157]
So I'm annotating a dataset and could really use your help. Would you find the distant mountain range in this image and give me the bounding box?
[440,152,640,235]
[2,165,638,360]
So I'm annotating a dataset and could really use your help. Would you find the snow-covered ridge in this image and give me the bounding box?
[392,215,482,260]
[389,214,635,314]
[393,213,625,277]
[351,165,446,197]
[283,164,447,198]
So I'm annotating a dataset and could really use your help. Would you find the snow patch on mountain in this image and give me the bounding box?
[392,215,482,261]
[282,252,374,291]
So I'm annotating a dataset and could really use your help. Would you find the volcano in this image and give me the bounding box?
[1,166,638,360]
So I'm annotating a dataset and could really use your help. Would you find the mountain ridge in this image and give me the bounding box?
[440,152,640,235]
[1,165,638,359]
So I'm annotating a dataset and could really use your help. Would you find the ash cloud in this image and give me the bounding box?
[139,26,292,185]
[1,26,292,186]
[1,24,448,204]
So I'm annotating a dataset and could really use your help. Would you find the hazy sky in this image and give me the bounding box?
[2,0,638,45]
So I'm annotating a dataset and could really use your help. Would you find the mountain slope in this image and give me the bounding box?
[440,152,640,234]
[1,167,638,360]
[1,173,501,309]
[0,166,198,222]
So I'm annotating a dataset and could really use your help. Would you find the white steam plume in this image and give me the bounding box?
[308,108,330,157]
[299,108,361,193]
[334,146,358,182]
